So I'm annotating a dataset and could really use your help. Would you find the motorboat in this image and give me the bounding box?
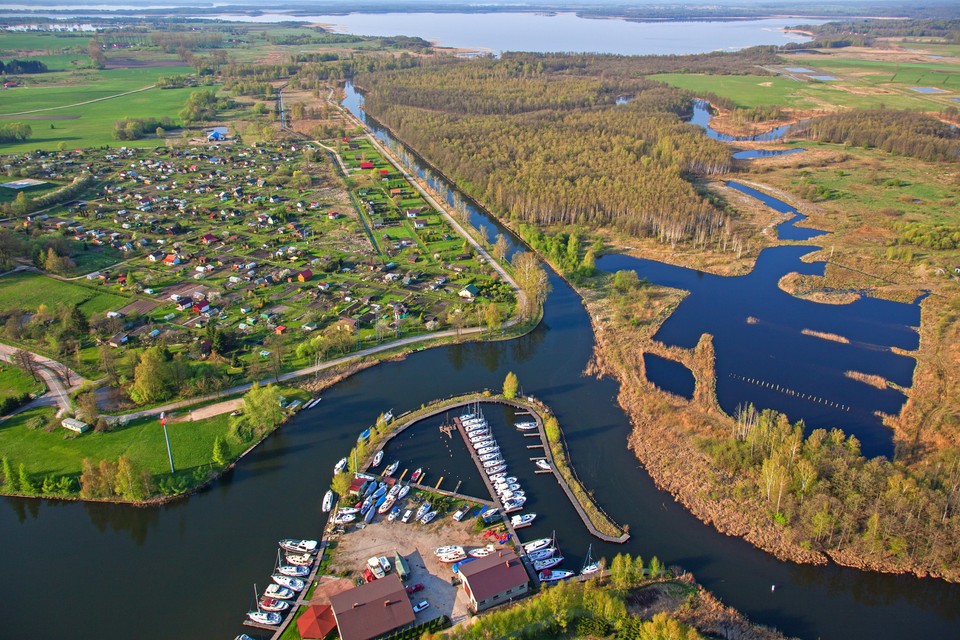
[523,537,553,553]
[388,506,402,521]
[479,452,502,463]
[415,501,432,520]
[435,545,464,556]
[495,483,520,493]
[264,584,295,600]
[337,507,360,515]
[511,513,536,528]
[277,564,310,577]
[358,428,371,443]
[516,421,537,430]
[383,409,394,423]
[279,539,318,554]
[401,509,413,523]
[372,482,388,498]
[538,569,575,582]
[488,472,507,482]
[285,552,313,566]
[476,444,499,454]
[333,512,356,524]
[485,464,507,475]
[272,574,305,591]
[468,545,496,558]
[526,547,556,561]
[246,611,282,626]
[411,468,423,482]
[397,484,410,499]
[378,497,396,514]
[534,556,563,571]
[322,490,334,513]
[236,634,257,640]
[536,459,551,471]
[259,597,290,613]
[503,499,525,514]
[372,450,384,467]
[483,458,505,468]
[384,460,399,477]
[333,457,347,474]
[420,511,438,525]
[437,551,467,563]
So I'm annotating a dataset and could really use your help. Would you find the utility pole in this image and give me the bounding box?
[160,412,175,474]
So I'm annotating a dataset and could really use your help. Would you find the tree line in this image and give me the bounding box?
[0,59,48,74]
[0,122,32,144]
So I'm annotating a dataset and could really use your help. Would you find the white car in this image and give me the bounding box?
[413,600,430,613]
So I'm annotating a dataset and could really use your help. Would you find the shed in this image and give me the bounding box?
[392,551,410,581]
[61,418,90,434]
[108,333,128,348]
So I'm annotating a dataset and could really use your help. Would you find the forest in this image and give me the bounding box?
[357,55,745,250]
[790,109,960,163]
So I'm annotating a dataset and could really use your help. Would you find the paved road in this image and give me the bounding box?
[0,343,88,416]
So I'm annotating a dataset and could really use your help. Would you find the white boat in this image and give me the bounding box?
[503,499,526,514]
[285,553,313,566]
[397,484,410,499]
[495,483,520,493]
[452,504,471,521]
[264,584,295,600]
[259,597,290,613]
[468,545,496,558]
[511,513,536,528]
[279,539,318,554]
[272,575,305,591]
[516,421,537,430]
[333,512,356,524]
[337,507,360,515]
[384,460,399,477]
[459,412,476,421]
[480,453,502,463]
[277,564,310,577]
[534,556,563,571]
[536,459,551,471]
[383,409,394,423]
[415,501,432,520]
[246,611,282,626]
[488,472,507,482]
[372,450,384,467]
[581,544,600,576]
[420,511,438,525]
[388,506,402,521]
[538,569,574,582]
[437,551,466,563]
[483,458,505,468]
[470,435,493,445]
[485,464,507,475]
[477,445,499,455]
[435,545,464,557]
[465,424,487,434]
[401,509,413,523]
[526,547,556,561]
[333,457,347,474]
[378,497,396,514]
[322,490,334,513]
[388,484,402,498]
[523,537,553,553]
[468,429,490,439]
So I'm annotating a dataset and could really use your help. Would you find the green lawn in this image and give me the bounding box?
[0,364,42,400]
[0,272,129,315]
[0,32,91,54]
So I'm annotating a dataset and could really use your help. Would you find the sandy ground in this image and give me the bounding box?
[327,513,505,625]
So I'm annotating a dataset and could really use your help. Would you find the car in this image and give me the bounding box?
[406,583,425,595]
[413,600,430,613]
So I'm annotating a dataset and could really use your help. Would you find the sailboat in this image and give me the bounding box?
[247,584,283,626]
[581,544,600,575]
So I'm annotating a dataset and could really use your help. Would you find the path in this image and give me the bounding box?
[0,85,157,117]
[0,343,88,416]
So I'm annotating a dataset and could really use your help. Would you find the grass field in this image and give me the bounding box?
[0,364,42,400]
[0,272,129,315]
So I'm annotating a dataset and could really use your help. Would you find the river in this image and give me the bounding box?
[1,82,958,640]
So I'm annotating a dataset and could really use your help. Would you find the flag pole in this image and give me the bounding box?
[160,412,175,473]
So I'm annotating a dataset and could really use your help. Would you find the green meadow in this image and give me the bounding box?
[0,272,129,316]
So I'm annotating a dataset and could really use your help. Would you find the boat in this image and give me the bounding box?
[364,506,376,523]
[279,539,318,554]
[465,424,487,433]
[333,457,347,474]
[437,551,467,563]
[246,611,282,626]
[378,497,396,514]
[374,495,388,510]
[277,564,310,577]
[388,506,402,521]
[480,453,502,463]
[411,468,423,482]
[388,483,402,498]
[523,537,553,553]
[337,507,360,515]
[483,458,505,468]
[285,552,313,566]
[272,575,305,591]
[322,490,334,513]
[420,511,438,525]
[534,556,563,571]
[468,545,496,558]
[468,429,490,439]
[503,498,525,513]
[259,597,290,613]
[495,483,520,493]
[526,547,556,561]
[511,513,536,528]
[358,428,371,443]
[459,412,476,421]
[516,421,537,430]
[536,459,551,471]
[397,484,410,499]
[372,450,384,467]
[416,502,432,520]
[452,504,471,522]
[470,434,492,444]
[333,512,356,524]
[435,545,464,556]
[384,460,399,477]
[538,569,575,583]
[401,509,413,523]
[477,445,499,455]
[581,544,600,576]
[236,634,257,640]
[360,496,374,514]
[383,409,394,423]
[364,481,378,497]
[485,464,507,475]
[488,472,507,482]
[372,484,388,499]
[264,584,295,600]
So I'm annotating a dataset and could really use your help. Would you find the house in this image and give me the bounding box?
[192,301,210,315]
[457,549,530,612]
[459,284,480,300]
[163,254,181,266]
[329,573,415,640]
[275,325,287,335]
[206,127,227,142]
[61,418,90,434]
[327,211,340,220]
[359,161,374,170]
[413,219,427,229]
[200,233,218,245]
[297,269,313,282]
[108,333,128,348]
[148,251,165,262]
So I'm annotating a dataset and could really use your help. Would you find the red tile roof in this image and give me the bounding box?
[458,549,529,604]
[330,573,415,640]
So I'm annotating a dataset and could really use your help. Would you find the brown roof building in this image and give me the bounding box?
[458,549,530,612]
[329,573,415,640]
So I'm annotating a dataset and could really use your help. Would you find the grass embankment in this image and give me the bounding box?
[0,363,43,400]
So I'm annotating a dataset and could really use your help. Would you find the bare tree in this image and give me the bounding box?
[12,349,39,382]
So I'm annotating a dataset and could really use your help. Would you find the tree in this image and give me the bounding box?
[331,470,353,497]
[240,383,284,437]
[511,251,549,321]
[503,371,519,399]
[17,463,34,495]
[129,347,174,405]
[1,457,16,491]
[12,349,39,383]
[613,269,640,293]
[11,192,31,215]
[87,37,106,68]
[212,435,229,466]
[264,334,285,383]
[114,455,153,501]
[484,303,503,334]
[544,416,560,443]
[98,344,120,385]
[493,233,509,261]
[76,391,99,424]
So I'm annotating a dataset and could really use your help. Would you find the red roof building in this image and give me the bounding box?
[458,549,530,612]
[297,604,338,640]
[329,573,415,640]
[359,161,374,170]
